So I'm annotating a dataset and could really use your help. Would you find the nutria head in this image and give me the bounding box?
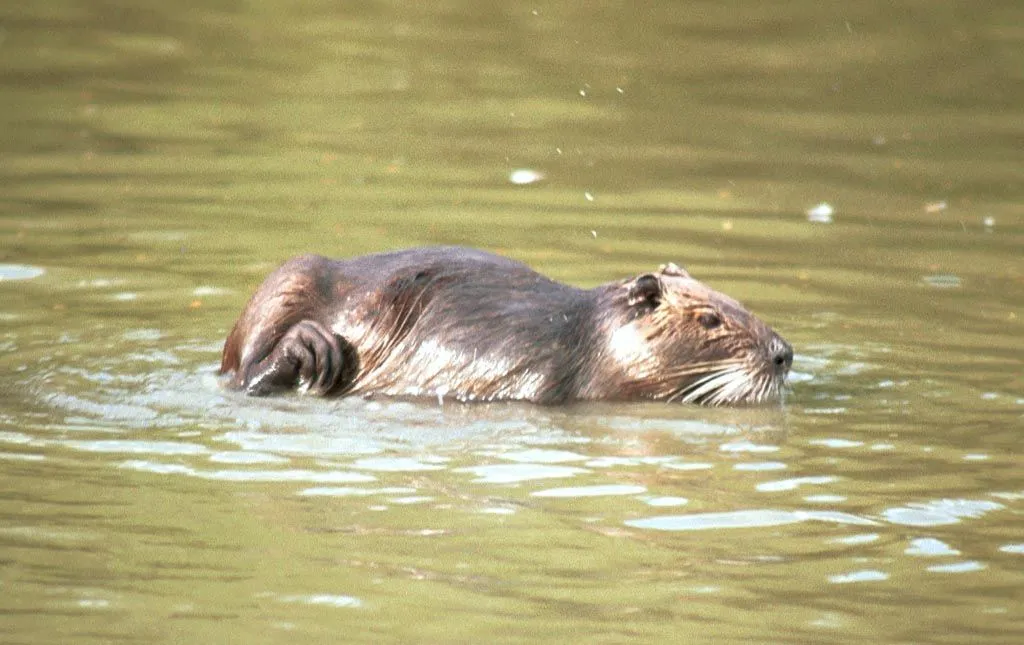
[593,262,792,406]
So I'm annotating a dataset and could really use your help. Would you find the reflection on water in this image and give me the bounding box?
[2,0,1023,642]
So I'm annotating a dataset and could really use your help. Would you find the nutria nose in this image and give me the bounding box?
[770,336,793,373]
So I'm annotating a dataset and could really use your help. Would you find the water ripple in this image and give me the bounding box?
[808,438,864,449]
[64,440,207,455]
[905,538,960,557]
[531,484,647,498]
[270,593,362,608]
[495,449,589,463]
[881,499,1005,527]
[926,561,986,574]
[208,451,289,465]
[119,460,377,483]
[626,509,877,531]
[351,457,446,472]
[455,463,589,484]
[829,533,880,545]
[662,461,714,471]
[298,486,417,497]
[642,496,689,507]
[756,475,837,493]
[828,570,889,584]
[734,461,787,472]
[720,441,779,453]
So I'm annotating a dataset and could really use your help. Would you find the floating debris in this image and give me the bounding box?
[274,594,362,608]
[922,274,962,289]
[0,264,45,281]
[806,202,834,223]
[925,200,948,214]
[508,168,545,185]
[193,286,231,296]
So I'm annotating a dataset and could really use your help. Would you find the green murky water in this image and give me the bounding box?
[2,1,1022,643]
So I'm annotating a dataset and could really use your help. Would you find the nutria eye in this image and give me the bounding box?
[697,311,722,329]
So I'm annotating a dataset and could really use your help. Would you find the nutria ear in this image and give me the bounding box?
[658,262,690,278]
[627,273,663,310]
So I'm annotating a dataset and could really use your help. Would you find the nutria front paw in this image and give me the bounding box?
[243,320,345,396]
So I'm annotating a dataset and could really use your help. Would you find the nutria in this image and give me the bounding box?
[219,247,792,406]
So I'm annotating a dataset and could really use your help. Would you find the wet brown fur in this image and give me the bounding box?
[220,247,792,406]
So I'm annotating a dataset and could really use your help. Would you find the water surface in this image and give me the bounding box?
[1,1,1022,643]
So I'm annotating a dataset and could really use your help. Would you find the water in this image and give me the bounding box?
[2,1,1022,643]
